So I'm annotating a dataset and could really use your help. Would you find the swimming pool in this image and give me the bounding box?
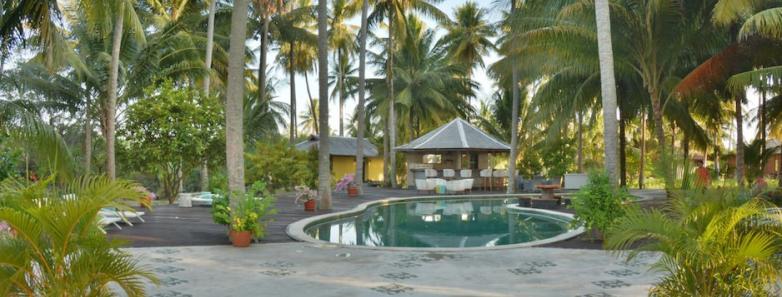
[288,196,584,249]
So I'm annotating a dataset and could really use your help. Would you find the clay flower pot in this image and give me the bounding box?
[304,199,317,211]
[347,185,359,197]
[230,230,252,247]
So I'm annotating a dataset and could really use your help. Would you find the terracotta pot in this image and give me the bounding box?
[347,185,359,197]
[304,199,317,211]
[230,230,252,247]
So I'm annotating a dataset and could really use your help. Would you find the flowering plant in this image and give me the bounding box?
[225,182,276,238]
[335,174,355,192]
[294,185,318,204]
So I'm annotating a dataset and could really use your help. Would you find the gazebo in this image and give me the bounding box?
[394,118,511,189]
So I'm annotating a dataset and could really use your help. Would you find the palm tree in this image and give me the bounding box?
[317,0,332,209]
[202,0,218,191]
[299,98,320,135]
[225,0,250,194]
[593,0,619,184]
[439,1,495,78]
[368,0,449,188]
[0,176,157,296]
[252,0,284,107]
[355,0,369,194]
[329,0,359,136]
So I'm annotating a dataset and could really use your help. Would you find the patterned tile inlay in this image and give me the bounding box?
[154,248,180,255]
[371,283,414,295]
[508,267,542,275]
[381,272,418,281]
[151,291,192,297]
[159,277,189,287]
[150,257,181,264]
[154,265,185,274]
[390,261,422,269]
[260,261,294,269]
[592,280,631,289]
[605,269,640,277]
[616,252,657,268]
[524,260,557,268]
[260,269,295,277]
[574,293,614,297]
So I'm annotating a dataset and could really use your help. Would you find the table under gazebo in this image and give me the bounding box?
[394,118,512,191]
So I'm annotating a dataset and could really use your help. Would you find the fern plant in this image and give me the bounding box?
[606,189,782,296]
[0,176,158,296]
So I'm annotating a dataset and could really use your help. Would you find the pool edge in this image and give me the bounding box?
[286,194,586,252]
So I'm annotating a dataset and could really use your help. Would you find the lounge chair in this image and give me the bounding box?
[97,215,123,233]
[191,192,214,206]
[416,179,435,193]
[100,208,146,226]
[443,169,456,179]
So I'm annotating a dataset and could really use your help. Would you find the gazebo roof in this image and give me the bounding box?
[395,118,510,152]
[295,136,379,157]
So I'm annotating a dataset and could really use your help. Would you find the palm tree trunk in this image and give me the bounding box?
[355,0,369,194]
[760,88,766,155]
[304,70,318,134]
[619,115,627,187]
[383,119,390,186]
[225,0,250,194]
[317,0,332,209]
[735,94,745,187]
[387,15,397,188]
[202,0,217,192]
[682,133,690,188]
[594,0,619,184]
[289,45,297,143]
[258,14,270,103]
[639,111,646,189]
[338,48,345,137]
[507,2,520,194]
[106,3,125,180]
[577,111,584,172]
[83,97,92,174]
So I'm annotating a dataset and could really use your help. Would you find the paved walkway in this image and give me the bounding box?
[129,243,662,297]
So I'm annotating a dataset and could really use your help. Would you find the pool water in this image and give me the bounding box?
[304,198,575,248]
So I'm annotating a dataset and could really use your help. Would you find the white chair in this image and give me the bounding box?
[98,216,123,233]
[443,169,456,179]
[480,169,493,190]
[462,178,474,192]
[425,169,438,178]
[177,193,193,207]
[446,180,465,193]
[416,179,435,193]
[460,169,472,178]
[493,170,508,191]
[191,192,214,206]
[99,208,145,226]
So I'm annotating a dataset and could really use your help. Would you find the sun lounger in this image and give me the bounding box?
[100,208,145,226]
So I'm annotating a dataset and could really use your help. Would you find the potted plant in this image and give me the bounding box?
[347,182,360,197]
[295,185,318,211]
[214,182,276,247]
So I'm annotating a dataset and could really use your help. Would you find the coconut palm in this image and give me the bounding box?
[0,176,157,296]
[355,0,370,194]
[329,0,359,136]
[593,0,619,184]
[368,0,449,188]
[439,1,495,78]
[317,0,331,208]
[225,0,250,194]
[299,98,320,135]
[606,189,782,296]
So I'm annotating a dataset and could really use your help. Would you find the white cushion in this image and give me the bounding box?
[443,169,455,178]
[479,169,492,177]
[425,169,438,177]
[460,169,472,178]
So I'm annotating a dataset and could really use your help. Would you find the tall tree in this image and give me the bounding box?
[440,1,495,78]
[594,0,619,184]
[201,0,217,191]
[225,0,250,194]
[355,0,369,194]
[317,0,332,208]
[507,1,520,193]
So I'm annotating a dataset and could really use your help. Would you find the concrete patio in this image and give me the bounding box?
[130,242,662,297]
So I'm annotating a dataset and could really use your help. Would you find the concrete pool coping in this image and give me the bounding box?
[286,193,587,252]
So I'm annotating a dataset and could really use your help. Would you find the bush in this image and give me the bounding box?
[226,181,277,239]
[246,140,317,192]
[606,189,782,296]
[570,170,631,233]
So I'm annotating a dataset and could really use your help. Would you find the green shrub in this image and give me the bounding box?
[570,170,631,233]
[606,189,782,296]
[246,140,316,191]
[227,181,277,239]
[211,192,230,225]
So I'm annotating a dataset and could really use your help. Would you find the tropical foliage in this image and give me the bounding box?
[0,176,157,296]
[571,170,632,233]
[606,189,782,296]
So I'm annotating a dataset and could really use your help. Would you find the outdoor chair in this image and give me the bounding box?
[443,169,456,179]
[190,192,215,206]
[479,169,492,190]
[98,216,123,233]
[425,169,438,178]
[460,169,472,178]
[99,208,145,227]
[446,180,466,193]
[416,179,435,193]
[462,178,474,192]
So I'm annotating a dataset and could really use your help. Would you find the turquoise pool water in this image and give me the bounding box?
[304,198,575,248]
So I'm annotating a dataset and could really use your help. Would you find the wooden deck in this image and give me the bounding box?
[108,187,665,248]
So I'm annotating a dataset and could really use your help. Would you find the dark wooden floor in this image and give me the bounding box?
[109,187,664,249]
